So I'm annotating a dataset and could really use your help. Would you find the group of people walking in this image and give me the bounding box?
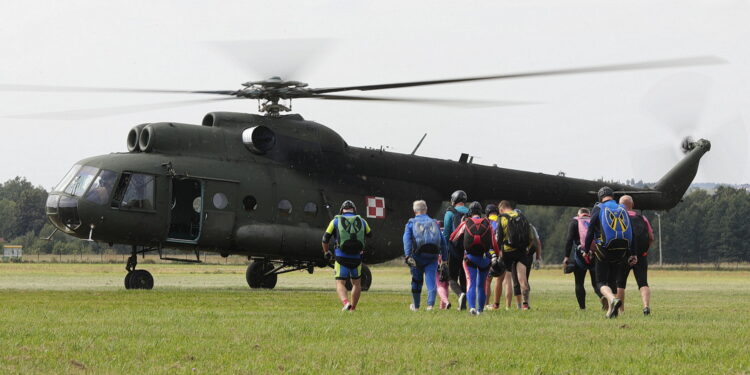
[321,186,653,318]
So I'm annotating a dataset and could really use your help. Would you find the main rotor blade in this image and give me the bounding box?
[206,38,332,80]
[312,56,726,94]
[7,97,243,120]
[0,83,235,95]
[311,94,535,108]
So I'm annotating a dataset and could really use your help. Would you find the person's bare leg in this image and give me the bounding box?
[503,273,513,309]
[485,276,493,305]
[616,288,625,313]
[640,286,650,308]
[336,280,349,305]
[493,275,503,306]
[351,278,362,308]
[600,285,616,304]
[517,262,530,305]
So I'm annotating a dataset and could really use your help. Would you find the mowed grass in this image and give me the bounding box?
[1,263,749,374]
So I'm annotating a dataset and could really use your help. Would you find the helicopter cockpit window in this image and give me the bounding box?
[303,202,318,216]
[113,173,155,211]
[54,164,81,192]
[63,166,99,197]
[277,199,292,216]
[84,170,118,205]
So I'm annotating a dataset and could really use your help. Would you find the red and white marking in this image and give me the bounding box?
[366,196,386,219]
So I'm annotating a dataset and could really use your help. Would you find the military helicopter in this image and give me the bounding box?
[4,55,721,290]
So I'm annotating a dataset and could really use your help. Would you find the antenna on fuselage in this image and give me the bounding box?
[411,133,427,155]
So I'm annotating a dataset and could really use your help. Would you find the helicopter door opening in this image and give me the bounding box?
[167,178,203,243]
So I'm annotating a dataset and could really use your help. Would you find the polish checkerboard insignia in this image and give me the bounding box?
[365,196,386,219]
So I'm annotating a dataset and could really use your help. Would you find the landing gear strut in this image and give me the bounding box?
[124,246,154,290]
[245,259,324,290]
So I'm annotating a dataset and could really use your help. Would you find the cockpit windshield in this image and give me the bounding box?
[63,166,99,197]
[54,165,81,192]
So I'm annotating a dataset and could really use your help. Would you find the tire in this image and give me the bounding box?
[246,261,277,289]
[360,264,372,291]
[345,264,372,291]
[124,271,133,290]
[129,269,154,290]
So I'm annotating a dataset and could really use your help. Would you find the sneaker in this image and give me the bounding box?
[600,296,609,311]
[342,303,351,311]
[606,298,622,319]
[458,293,467,311]
[445,302,452,310]
[409,304,418,312]
[521,303,530,311]
[643,307,651,316]
[426,306,434,311]
[469,308,478,315]
[492,303,500,310]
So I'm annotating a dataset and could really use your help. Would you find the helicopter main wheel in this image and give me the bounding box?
[125,269,154,290]
[345,264,372,292]
[246,261,278,289]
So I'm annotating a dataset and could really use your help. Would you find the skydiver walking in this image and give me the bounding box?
[616,195,654,316]
[507,218,542,309]
[443,190,470,310]
[322,200,372,311]
[403,200,448,311]
[449,201,500,315]
[484,204,506,310]
[496,200,534,310]
[583,187,638,318]
[562,207,605,310]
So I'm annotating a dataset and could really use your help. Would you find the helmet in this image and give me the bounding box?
[597,186,615,202]
[485,204,499,215]
[340,200,357,213]
[450,190,467,205]
[468,201,483,216]
[489,260,506,277]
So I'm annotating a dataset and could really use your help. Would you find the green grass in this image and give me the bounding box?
[0,264,749,374]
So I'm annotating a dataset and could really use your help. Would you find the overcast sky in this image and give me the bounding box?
[2,0,749,189]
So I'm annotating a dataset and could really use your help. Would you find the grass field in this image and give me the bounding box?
[1,263,749,374]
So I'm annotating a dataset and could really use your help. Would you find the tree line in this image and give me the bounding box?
[0,176,748,263]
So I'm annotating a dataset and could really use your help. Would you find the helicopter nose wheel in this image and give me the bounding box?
[124,251,154,290]
[345,264,372,292]
[246,261,278,289]
[125,269,154,290]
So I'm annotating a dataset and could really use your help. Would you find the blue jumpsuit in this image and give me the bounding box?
[403,214,448,309]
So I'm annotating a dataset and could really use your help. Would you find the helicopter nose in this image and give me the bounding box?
[46,194,82,233]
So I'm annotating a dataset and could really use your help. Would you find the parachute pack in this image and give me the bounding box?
[597,201,633,251]
[499,212,531,251]
[336,215,366,255]
[463,217,493,256]
[628,212,650,255]
[410,217,442,254]
[575,215,596,251]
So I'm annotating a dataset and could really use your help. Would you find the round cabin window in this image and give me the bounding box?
[243,195,258,211]
[278,199,293,215]
[303,202,318,216]
[213,193,228,209]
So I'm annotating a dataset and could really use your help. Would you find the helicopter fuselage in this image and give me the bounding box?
[45,112,710,265]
